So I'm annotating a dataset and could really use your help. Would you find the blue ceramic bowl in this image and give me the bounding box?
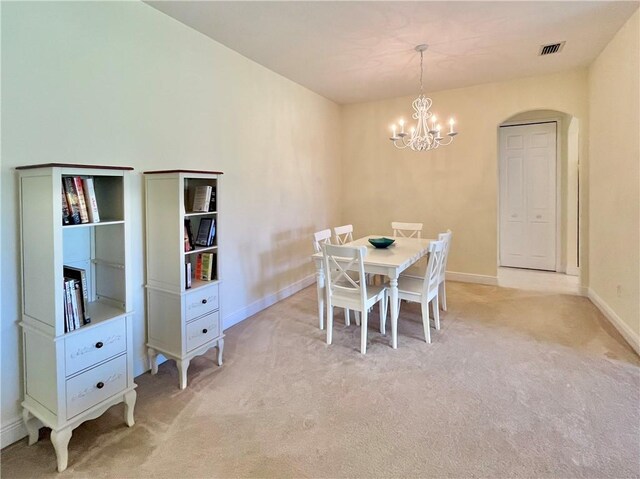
[368,237,395,249]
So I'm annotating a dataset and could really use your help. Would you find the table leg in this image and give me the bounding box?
[389,276,399,349]
[316,264,325,330]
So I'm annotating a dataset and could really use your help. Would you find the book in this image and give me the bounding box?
[207,218,216,247]
[64,279,76,332]
[192,185,212,212]
[63,282,71,333]
[201,253,213,281]
[67,279,80,330]
[82,178,100,223]
[63,266,91,324]
[195,254,202,280]
[184,219,194,251]
[185,262,192,289]
[194,218,213,247]
[61,187,72,225]
[73,177,90,224]
[208,187,217,212]
[63,177,82,225]
[73,281,85,330]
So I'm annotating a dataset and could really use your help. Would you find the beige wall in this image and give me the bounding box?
[588,9,640,340]
[1,2,341,436]
[341,70,588,279]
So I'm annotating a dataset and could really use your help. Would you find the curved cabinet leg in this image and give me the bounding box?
[124,390,137,427]
[176,358,190,390]
[22,408,40,446]
[51,427,72,473]
[217,339,224,366]
[148,347,158,375]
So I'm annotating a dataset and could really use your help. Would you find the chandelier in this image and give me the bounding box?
[389,44,458,151]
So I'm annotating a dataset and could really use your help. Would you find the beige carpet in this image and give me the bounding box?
[2,282,639,478]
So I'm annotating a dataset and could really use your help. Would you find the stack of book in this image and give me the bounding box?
[63,266,91,332]
[195,253,215,281]
[194,218,216,247]
[191,185,217,213]
[62,176,100,225]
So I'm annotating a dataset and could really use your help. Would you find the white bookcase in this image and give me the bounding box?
[16,164,137,473]
[144,170,224,390]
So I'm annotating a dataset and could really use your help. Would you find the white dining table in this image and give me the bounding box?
[311,235,433,349]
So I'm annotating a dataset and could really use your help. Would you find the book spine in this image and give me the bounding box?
[68,279,80,330]
[64,280,75,332]
[185,262,192,289]
[79,269,90,324]
[63,177,82,225]
[73,177,90,223]
[208,187,216,212]
[201,253,212,281]
[63,283,70,333]
[82,178,101,223]
[195,254,202,280]
[185,219,194,250]
[61,186,72,225]
[208,219,216,247]
[73,281,84,330]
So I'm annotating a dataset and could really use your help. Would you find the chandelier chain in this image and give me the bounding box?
[419,50,424,93]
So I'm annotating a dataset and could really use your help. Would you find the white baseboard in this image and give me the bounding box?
[1,416,27,449]
[222,274,316,330]
[446,271,498,286]
[587,288,640,355]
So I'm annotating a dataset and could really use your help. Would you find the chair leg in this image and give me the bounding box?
[326,303,333,345]
[360,309,368,354]
[379,295,387,335]
[354,310,361,326]
[440,282,447,311]
[420,301,431,344]
[345,308,350,326]
[433,296,441,330]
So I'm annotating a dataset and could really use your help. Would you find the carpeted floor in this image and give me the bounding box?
[2,282,639,478]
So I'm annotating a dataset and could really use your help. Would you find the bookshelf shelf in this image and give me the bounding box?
[184,211,218,217]
[17,164,136,473]
[62,219,125,229]
[185,245,218,256]
[145,170,224,390]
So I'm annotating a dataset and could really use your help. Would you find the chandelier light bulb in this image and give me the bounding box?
[388,44,459,152]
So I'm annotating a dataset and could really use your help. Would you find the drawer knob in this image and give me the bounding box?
[96,382,105,389]
[202,299,207,304]
[202,328,208,334]
[95,341,104,349]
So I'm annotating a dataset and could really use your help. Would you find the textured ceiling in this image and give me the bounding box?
[147,1,639,104]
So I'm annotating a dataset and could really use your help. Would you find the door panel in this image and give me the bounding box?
[500,122,556,271]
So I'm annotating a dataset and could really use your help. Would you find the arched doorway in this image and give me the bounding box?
[497,109,581,293]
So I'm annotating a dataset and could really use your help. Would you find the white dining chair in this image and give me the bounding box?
[394,222,424,277]
[392,222,423,238]
[323,243,387,354]
[313,229,358,329]
[437,229,452,311]
[396,239,445,344]
[333,224,354,245]
[312,229,332,253]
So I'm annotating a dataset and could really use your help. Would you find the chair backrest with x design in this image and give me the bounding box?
[437,230,452,283]
[422,240,445,301]
[312,229,332,253]
[322,244,366,305]
[392,222,423,238]
[333,224,354,245]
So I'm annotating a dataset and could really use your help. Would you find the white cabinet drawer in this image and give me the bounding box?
[65,317,127,376]
[66,354,127,419]
[185,284,219,322]
[186,311,219,352]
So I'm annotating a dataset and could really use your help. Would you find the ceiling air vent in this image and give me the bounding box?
[539,41,565,56]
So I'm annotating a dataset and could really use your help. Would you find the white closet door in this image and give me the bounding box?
[500,122,557,271]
